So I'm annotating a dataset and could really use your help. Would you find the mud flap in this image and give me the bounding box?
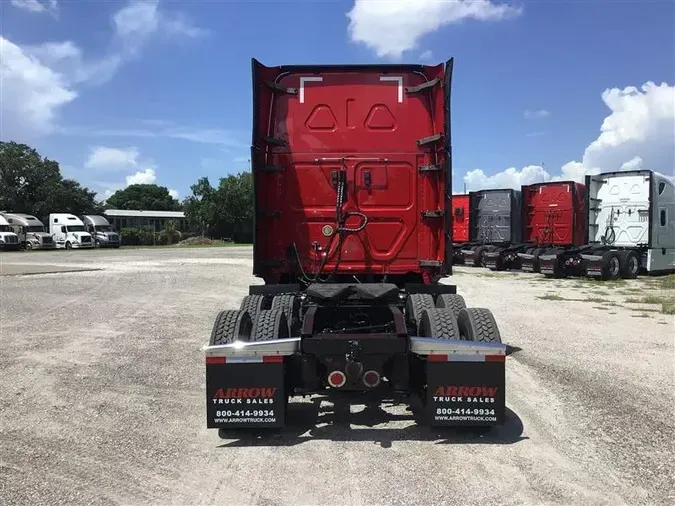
[538,253,558,275]
[581,254,603,277]
[203,338,300,430]
[426,357,505,426]
[484,251,502,270]
[518,253,536,273]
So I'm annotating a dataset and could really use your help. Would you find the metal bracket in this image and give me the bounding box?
[265,82,298,95]
[264,136,287,147]
[417,133,443,147]
[421,210,444,218]
[405,78,440,94]
[418,164,442,172]
[419,260,442,267]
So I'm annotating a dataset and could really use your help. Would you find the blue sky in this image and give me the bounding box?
[2,0,674,200]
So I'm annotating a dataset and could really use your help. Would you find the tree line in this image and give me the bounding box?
[0,141,253,243]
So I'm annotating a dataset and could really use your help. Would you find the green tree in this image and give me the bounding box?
[0,141,102,219]
[158,220,182,245]
[105,184,181,211]
[183,177,217,236]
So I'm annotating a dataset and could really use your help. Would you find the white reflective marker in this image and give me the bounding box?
[380,76,403,103]
[300,77,323,103]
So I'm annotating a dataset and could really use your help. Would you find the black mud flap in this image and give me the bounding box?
[581,254,603,277]
[538,254,557,275]
[484,251,502,270]
[206,357,286,429]
[426,357,505,426]
[519,253,536,273]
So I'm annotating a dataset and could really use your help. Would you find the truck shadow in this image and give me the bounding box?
[217,396,527,448]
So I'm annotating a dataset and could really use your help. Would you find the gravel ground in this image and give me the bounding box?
[0,247,673,506]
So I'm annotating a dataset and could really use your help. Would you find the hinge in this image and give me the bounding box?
[258,211,281,219]
[265,82,298,95]
[264,136,287,146]
[421,210,444,219]
[419,260,442,267]
[417,133,443,147]
[255,165,284,173]
[418,163,442,172]
[405,78,440,94]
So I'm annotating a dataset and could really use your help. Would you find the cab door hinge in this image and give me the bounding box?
[418,163,442,172]
[417,133,443,147]
[264,136,287,147]
[421,210,444,219]
[405,78,440,95]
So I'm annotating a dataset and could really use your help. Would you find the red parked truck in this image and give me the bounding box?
[203,58,508,437]
[516,181,587,273]
[450,194,470,263]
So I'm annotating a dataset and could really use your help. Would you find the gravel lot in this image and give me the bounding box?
[1,247,673,506]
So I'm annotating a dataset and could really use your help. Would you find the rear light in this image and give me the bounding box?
[327,370,346,388]
[362,370,381,388]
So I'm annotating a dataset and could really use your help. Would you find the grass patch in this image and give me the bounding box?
[632,313,651,318]
[593,306,609,311]
[624,294,675,314]
[586,297,610,303]
[661,302,675,315]
[657,274,675,290]
[537,293,565,301]
[576,277,628,286]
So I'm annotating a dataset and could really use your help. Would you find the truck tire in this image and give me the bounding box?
[456,308,502,344]
[435,294,467,319]
[270,295,301,335]
[251,309,290,342]
[599,250,621,281]
[619,250,640,279]
[473,245,487,267]
[209,309,253,346]
[405,293,435,332]
[240,294,270,318]
[418,308,461,340]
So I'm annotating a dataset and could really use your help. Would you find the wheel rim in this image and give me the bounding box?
[610,257,620,276]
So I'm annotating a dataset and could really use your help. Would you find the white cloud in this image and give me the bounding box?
[168,189,179,199]
[459,81,675,191]
[0,37,77,139]
[419,49,433,61]
[11,0,57,14]
[85,146,139,171]
[1,0,207,141]
[346,0,522,59]
[125,168,157,185]
[524,109,550,120]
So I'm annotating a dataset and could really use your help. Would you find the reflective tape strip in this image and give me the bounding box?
[428,354,505,363]
[205,356,284,364]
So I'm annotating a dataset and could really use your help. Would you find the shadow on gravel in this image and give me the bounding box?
[217,395,526,448]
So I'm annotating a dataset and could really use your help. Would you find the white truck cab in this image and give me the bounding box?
[49,213,95,249]
[0,214,21,251]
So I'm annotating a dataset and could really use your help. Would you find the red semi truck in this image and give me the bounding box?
[203,58,508,437]
[450,194,470,263]
[516,181,587,273]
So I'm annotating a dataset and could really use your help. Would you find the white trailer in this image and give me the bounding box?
[48,213,95,249]
[539,169,675,279]
[0,214,21,251]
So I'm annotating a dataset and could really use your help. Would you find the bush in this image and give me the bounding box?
[119,227,156,246]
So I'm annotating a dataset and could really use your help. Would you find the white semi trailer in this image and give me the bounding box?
[48,213,95,249]
[538,169,675,279]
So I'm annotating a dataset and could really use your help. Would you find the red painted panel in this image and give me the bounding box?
[522,181,586,247]
[251,60,452,283]
[451,194,470,243]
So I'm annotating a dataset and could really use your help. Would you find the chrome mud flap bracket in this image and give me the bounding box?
[203,338,300,429]
[410,337,507,427]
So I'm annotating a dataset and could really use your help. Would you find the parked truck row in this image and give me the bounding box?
[452,169,675,280]
[0,212,120,251]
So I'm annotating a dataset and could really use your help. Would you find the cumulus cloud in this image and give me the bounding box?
[125,168,157,185]
[0,38,77,140]
[11,0,57,14]
[524,109,550,120]
[1,0,207,141]
[85,146,139,171]
[419,49,433,61]
[346,0,522,59]
[459,81,675,192]
[168,189,179,199]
